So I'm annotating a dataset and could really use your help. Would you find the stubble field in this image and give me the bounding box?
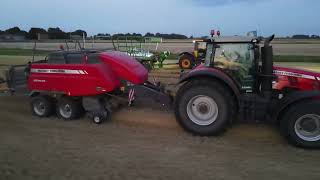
[1,40,320,180]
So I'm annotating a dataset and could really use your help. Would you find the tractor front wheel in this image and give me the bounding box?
[175,80,236,136]
[280,100,320,148]
[179,55,194,69]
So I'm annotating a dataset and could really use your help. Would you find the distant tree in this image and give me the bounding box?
[190,35,194,39]
[145,32,155,37]
[48,27,67,39]
[18,30,28,37]
[311,35,320,39]
[71,29,87,38]
[132,33,142,37]
[28,27,47,39]
[5,26,21,34]
[112,33,125,38]
[292,34,310,39]
[0,30,4,35]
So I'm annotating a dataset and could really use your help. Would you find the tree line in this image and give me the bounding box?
[291,34,320,39]
[1,26,319,40]
[0,26,87,40]
[0,26,189,40]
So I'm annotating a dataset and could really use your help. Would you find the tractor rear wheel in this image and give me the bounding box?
[280,100,320,148]
[31,96,55,117]
[56,97,82,120]
[179,55,194,69]
[175,80,236,136]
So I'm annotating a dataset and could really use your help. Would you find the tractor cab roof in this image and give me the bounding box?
[206,36,260,44]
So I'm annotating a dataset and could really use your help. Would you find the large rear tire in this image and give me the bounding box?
[175,80,236,136]
[179,54,194,69]
[280,100,320,148]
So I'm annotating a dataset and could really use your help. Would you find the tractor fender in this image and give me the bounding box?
[178,52,194,59]
[273,90,320,122]
[178,67,241,100]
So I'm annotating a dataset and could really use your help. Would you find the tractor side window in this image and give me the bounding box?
[47,53,66,64]
[88,54,101,64]
[214,44,254,70]
[66,54,83,64]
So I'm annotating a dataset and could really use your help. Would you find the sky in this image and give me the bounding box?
[0,0,319,37]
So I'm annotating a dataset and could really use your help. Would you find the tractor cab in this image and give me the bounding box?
[203,36,260,93]
[193,40,207,60]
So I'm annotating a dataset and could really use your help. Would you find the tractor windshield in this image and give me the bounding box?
[206,43,255,92]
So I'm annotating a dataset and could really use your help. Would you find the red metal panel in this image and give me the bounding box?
[28,63,120,96]
[99,51,148,84]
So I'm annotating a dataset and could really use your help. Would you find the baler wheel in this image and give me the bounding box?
[57,97,82,120]
[31,96,55,117]
[92,109,111,124]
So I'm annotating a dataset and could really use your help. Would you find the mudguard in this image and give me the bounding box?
[178,52,194,58]
[273,90,320,121]
[179,66,241,100]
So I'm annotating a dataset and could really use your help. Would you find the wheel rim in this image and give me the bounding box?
[34,101,45,116]
[181,59,191,68]
[294,114,320,142]
[187,95,219,126]
[94,116,101,123]
[59,104,72,118]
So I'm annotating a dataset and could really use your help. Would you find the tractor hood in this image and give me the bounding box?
[273,65,320,91]
[273,65,320,81]
[193,64,320,81]
[99,51,148,85]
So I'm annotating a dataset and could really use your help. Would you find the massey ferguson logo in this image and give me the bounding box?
[273,70,316,80]
[31,68,88,75]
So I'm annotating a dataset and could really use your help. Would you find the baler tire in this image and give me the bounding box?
[174,80,236,136]
[92,108,111,124]
[179,55,194,69]
[31,96,55,117]
[280,100,320,148]
[57,97,82,120]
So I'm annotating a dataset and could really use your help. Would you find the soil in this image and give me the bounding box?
[1,69,320,180]
[1,96,320,180]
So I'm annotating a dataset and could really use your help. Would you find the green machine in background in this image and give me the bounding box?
[111,36,170,70]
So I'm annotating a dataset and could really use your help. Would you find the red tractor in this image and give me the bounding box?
[174,35,320,148]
